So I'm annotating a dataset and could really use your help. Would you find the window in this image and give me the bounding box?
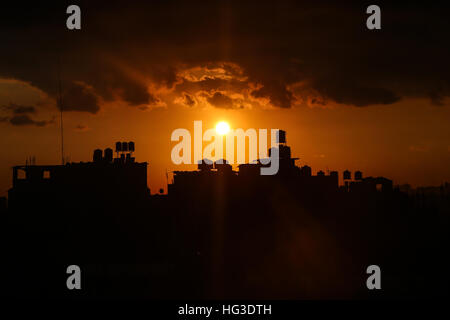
[43,170,51,179]
[17,169,26,180]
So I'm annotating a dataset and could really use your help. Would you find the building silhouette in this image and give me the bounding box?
[0,196,6,213]
[9,142,149,213]
[170,131,341,197]
[1,132,448,299]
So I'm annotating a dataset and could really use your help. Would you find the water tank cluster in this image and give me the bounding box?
[93,148,114,163]
[343,170,363,181]
[115,141,135,153]
[343,170,351,180]
[93,149,103,163]
[104,148,113,163]
[93,141,135,164]
[114,141,136,164]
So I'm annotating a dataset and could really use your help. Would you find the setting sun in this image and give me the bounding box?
[215,121,230,135]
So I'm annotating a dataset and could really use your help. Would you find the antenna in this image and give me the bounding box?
[57,56,65,165]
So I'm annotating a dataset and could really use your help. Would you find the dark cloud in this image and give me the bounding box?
[312,81,401,107]
[122,83,149,106]
[175,77,249,95]
[75,124,90,132]
[2,103,37,114]
[207,92,234,109]
[1,103,52,127]
[147,93,161,106]
[9,114,53,127]
[62,81,100,114]
[429,90,446,107]
[251,81,293,109]
[13,105,36,114]
[183,93,196,107]
[0,1,449,110]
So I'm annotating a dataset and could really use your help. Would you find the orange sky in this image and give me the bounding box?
[1,78,449,196]
[1,2,449,196]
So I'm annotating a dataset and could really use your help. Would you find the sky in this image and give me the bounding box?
[1,1,449,195]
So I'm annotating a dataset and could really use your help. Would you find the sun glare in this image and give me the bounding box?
[215,121,230,135]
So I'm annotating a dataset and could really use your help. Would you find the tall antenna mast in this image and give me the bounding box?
[166,169,169,187]
[57,56,65,165]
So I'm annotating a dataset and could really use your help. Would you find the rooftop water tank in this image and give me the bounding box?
[93,149,103,163]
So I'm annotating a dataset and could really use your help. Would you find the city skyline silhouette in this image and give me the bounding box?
[0,1,449,301]
[1,131,449,299]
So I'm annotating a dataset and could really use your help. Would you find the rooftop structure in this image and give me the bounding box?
[8,142,149,211]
